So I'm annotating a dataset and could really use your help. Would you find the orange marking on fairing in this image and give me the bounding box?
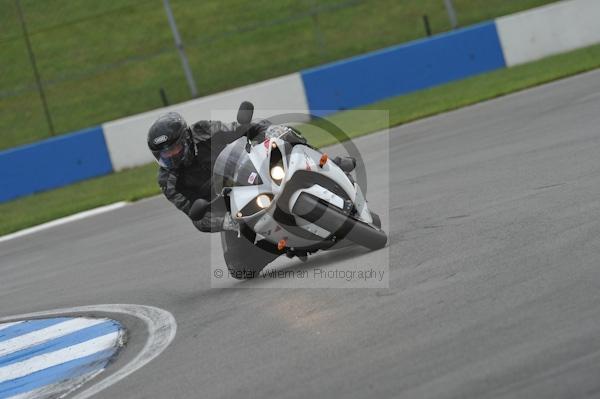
[277,239,287,251]
[319,153,328,168]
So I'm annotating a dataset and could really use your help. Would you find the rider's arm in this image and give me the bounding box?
[191,120,240,144]
[158,168,229,232]
[158,168,192,214]
[191,120,271,145]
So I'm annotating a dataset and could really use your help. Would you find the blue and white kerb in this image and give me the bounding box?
[0,317,125,399]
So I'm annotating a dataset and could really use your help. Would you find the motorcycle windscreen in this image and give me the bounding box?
[213,137,263,193]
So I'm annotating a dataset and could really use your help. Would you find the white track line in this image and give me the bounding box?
[0,202,127,244]
[0,304,177,399]
[0,318,106,357]
[0,332,120,382]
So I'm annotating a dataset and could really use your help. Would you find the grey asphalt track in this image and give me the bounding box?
[2,69,600,399]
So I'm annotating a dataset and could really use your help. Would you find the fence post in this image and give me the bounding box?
[443,0,458,29]
[163,0,198,98]
[15,0,55,136]
[422,15,432,37]
[310,0,327,58]
[159,88,169,107]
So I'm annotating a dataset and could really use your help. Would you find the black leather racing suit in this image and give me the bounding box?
[157,120,243,232]
[158,119,281,277]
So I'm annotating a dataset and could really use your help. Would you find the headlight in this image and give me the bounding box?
[270,165,285,181]
[256,194,272,209]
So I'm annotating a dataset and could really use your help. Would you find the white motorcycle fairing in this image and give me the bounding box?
[213,124,386,254]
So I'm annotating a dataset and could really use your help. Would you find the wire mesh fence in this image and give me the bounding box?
[0,0,557,149]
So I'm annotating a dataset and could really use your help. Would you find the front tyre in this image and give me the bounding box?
[220,230,279,279]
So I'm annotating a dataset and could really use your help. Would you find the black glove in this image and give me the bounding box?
[246,120,272,141]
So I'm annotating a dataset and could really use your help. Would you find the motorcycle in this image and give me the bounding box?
[190,102,387,278]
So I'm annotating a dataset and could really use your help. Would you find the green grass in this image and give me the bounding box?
[0,164,159,236]
[0,0,558,150]
[2,42,600,236]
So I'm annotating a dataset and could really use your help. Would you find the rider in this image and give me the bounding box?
[148,112,281,277]
[147,111,356,278]
[147,112,246,232]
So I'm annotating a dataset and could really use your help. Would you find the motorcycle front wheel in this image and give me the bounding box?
[220,230,279,279]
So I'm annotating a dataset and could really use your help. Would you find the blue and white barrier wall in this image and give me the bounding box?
[496,0,600,67]
[301,22,505,116]
[2,0,599,202]
[0,73,308,201]
[103,73,309,171]
[0,127,112,203]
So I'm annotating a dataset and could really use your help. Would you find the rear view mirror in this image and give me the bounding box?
[189,199,210,221]
[237,101,254,125]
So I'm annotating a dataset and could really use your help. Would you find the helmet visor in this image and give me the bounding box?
[153,137,188,169]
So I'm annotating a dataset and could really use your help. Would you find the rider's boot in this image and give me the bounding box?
[333,156,356,173]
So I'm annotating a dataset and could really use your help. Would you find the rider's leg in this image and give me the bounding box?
[333,156,356,173]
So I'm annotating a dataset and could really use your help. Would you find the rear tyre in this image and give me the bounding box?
[220,231,279,279]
